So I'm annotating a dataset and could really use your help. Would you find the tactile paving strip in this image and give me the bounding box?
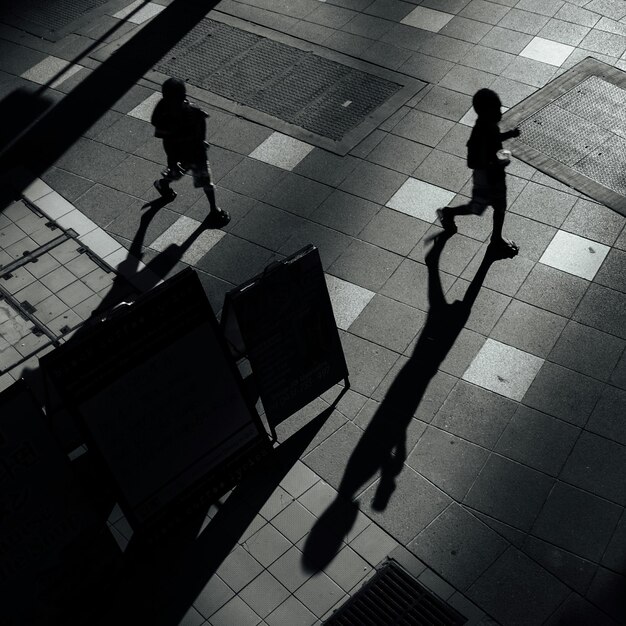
[155,19,403,142]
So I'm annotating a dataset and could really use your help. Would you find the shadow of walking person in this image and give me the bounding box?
[302,232,499,572]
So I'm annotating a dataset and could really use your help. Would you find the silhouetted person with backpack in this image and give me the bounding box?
[152,78,230,226]
[437,88,520,257]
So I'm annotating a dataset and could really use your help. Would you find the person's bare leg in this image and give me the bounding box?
[489,206,518,255]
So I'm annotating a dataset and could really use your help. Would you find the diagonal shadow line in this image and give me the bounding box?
[95,392,347,626]
[301,233,500,572]
[0,0,218,207]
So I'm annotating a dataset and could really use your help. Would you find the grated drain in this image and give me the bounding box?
[324,559,467,625]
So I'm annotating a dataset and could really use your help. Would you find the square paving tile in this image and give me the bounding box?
[540,230,610,281]
[386,178,456,222]
[510,181,576,228]
[392,109,455,147]
[522,361,604,426]
[367,134,432,175]
[573,283,626,340]
[432,379,518,448]
[294,571,345,619]
[491,299,567,358]
[401,6,454,32]
[360,208,429,256]
[467,547,570,626]
[408,503,508,591]
[520,36,574,66]
[348,519,400,564]
[268,545,314,593]
[601,508,626,574]
[239,570,290,619]
[209,596,261,626]
[561,197,625,246]
[531,481,622,562]
[462,338,544,401]
[560,431,626,506]
[587,384,626,447]
[407,426,490,500]
[349,294,425,352]
[325,274,375,331]
[21,55,83,89]
[310,190,380,237]
[495,405,579,476]
[339,161,407,205]
[217,545,264,593]
[193,575,234,619]
[266,596,316,626]
[323,545,372,593]
[464,454,555,531]
[249,132,314,171]
[595,248,626,293]
[243,523,292,567]
[271,501,317,544]
[548,320,625,381]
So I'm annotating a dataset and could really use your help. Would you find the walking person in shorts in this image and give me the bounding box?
[152,77,230,226]
[436,88,520,257]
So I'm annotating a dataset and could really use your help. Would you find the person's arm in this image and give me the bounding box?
[500,127,520,141]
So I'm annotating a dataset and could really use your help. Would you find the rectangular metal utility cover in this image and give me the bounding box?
[150,14,425,155]
[503,57,626,216]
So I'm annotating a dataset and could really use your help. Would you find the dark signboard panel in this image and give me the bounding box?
[40,269,270,533]
[222,245,349,429]
[0,380,120,626]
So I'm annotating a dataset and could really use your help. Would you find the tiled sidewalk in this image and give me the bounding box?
[1,0,626,624]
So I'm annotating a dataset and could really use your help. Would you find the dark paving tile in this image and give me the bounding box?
[187,187,254,229]
[418,35,474,64]
[341,12,393,39]
[412,150,471,193]
[340,332,399,396]
[349,294,425,353]
[561,431,626,506]
[499,7,550,34]
[411,229,481,277]
[328,239,403,291]
[219,158,287,203]
[463,454,554,531]
[381,258,455,312]
[500,212,557,261]
[587,384,626,447]
[510,181,576,228]
[278,222,353,269]
[436,123,472,160]
[303,421,366,492]
[480,25,533,53]
[195,234,277,285]
[545,593,619,626]
[361,209,429,256]
[102,154,163,197]
[209,115,273,155]
[359,466,452,543]
[94,114,154,153]
[294,149,359,187]
[595,249,626,294]
[548,320,625,382]
[522,361,604,427]
[439,65,497,97]
[397,52,456,84]
[324,30,371,58]
[407,426,489,500]
[349,129,386,159]
[562,198,625,246]
[586,567,626,624]
[573,284,626,340]
[610,348,626,390]
[195,270,234,315]
[380,23,435,52]
[602,508,626,575]
[491,299,567,358]
[531,481,622,562]
[40,167,94,202]
[205,146,245,184]
[408,502,508,591]
[392,109,455,148]
[338,161,407,205]
[523,537,598,597]
[111,84,154,114]
[462,44,516,76]
[539,18,590,46]
[310,190,380,236]
[53,137,127,183]
[433,380,517,449]
[364,0,415,21]
[517,264,589,317]
[229,203,305,252]
[472,509,527,548]
[460,244,534,296]
[445,278,511,335]
[366,134,432,175]
[436,328,486,377]
[106,200,179,245]
[467,546,569,626]
[489,75,537,108]
[495,405,579,476]
[414,86,473,122]
[74,184,137,229]
[460,0,511,24]
[440,15,493,43]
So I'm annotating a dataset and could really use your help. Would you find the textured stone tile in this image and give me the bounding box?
[520,36,574,66]
[573,283,626,340]
[249,132,314,171]
[401,6,454,31]
[21,55,82,88]
[587,385,626,447]
[386,178,456,222]
[540,230,609,281]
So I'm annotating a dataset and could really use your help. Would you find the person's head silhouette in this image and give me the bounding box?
[473,88,502,123]
[161,77,186,103]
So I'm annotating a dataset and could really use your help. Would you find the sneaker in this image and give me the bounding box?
[205,209,231,227]
[436,208,457,233]
[153,180,177,201]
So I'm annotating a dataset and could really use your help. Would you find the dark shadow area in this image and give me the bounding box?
[94,393,345,626]
[302,233,501,571]
[0,0,218,208]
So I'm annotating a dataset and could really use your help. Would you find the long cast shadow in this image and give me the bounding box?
[302,233,499,571]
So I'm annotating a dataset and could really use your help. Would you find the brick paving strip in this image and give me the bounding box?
[1,0,626,624]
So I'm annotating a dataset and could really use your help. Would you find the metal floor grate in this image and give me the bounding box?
[155,19,404,143]
[324,559,467,625]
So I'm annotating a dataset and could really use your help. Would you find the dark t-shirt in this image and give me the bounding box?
[151,99,207,163]
[466,118,504,171]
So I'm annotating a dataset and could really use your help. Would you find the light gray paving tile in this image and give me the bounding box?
[520,35,574,65]
[386,178,456,222]
[401,6,454,31]
[249,132,314,171]
[540,230,609,280]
